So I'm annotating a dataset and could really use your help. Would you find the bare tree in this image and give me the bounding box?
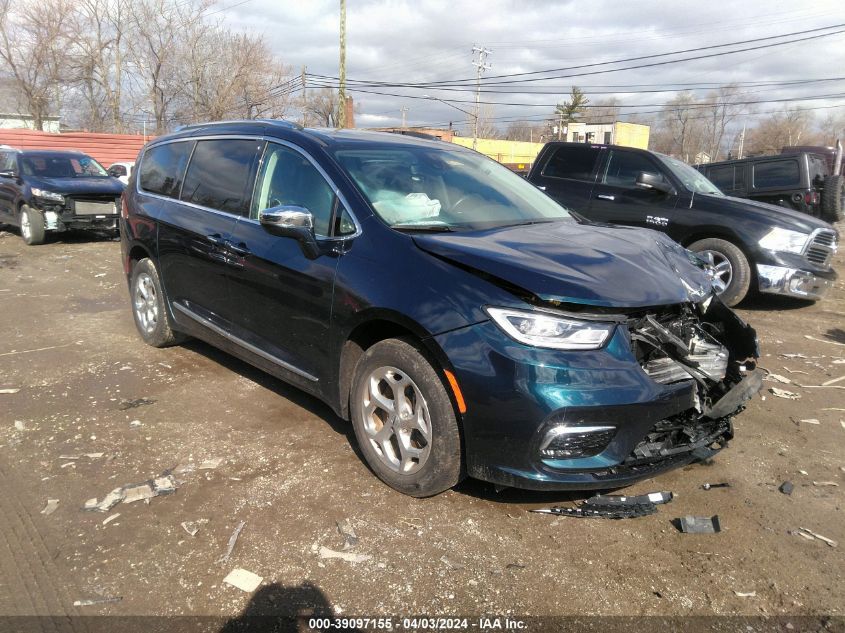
[0,0,75,130]
[303,87,339,127]
[701,85,747,161]
[583,97,620,124]
[746,108,814,155]
[652,92,707,162]
[467,105,499,139]
[504,120,544,142]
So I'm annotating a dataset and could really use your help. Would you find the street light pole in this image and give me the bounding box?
[470,45,491,150]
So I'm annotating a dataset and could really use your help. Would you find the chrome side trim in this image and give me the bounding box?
[539,425,616,451]
[172,302,318,382]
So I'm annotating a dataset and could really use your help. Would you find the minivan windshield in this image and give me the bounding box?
[333,145,572,231]
[21,154,109,179]
[658,154,724,195]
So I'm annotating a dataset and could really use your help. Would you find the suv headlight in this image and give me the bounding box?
[486,307,614,350]
[31,187,64,203]
[758,227,808,254]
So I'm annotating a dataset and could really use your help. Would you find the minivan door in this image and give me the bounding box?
[0,151,18,221]
[588,148,679,230]
[224,141,350,388]
[529,144,602,213]
[151,138,263,332]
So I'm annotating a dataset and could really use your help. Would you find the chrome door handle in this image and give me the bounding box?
[206,234,226,247]
[225,240,251,257]
[596,194,616,201]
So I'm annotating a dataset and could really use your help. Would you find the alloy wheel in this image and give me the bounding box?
[701,250,733,294]
[133,272,159,334]
[20,211,31,241]
[359,366,432,474]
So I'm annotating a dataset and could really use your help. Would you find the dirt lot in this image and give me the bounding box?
[0,227,843,624]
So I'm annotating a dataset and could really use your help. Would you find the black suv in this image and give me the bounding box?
[696,152,843,222]
[0,148,125,245]
[527,142,838,306]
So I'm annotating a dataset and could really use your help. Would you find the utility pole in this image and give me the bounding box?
[471,44,491,150]
[400,106,409,129]
[337,0,347,129]
[301,65,307,127]
[557,111,563,141]
[737,123,746,159]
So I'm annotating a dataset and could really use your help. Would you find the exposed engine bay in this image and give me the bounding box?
[625,295,762,465]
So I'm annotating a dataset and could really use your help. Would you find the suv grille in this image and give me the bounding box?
[68,195,119,217]
[804,230,837,267]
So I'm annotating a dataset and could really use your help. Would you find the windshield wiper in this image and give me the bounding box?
[391,223,454,232]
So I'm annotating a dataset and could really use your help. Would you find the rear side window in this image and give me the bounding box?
[181,139,262,215]
[139,142,193,198]
[808,155,828,187]
[708,165,734,191]
[0,151,15,172]
[753,160,800,188]
[541,145,601,181]
[602,150,665,187]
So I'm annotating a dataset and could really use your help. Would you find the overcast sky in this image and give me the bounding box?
[221,0,845,132]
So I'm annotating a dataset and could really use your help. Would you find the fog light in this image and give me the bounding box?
[44,211,59,230]
[540,425,616,459]
[787,274,815,296]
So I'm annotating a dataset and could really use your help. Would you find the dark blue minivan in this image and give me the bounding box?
[120,120,761,497]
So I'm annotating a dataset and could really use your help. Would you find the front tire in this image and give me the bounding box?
[350,338,463,497]
[20,205,46,245]
[130,258,184,348]
[822,174,844,222]
[688,238,751,307]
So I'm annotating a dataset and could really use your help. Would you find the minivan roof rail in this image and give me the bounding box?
[174,119,303,132]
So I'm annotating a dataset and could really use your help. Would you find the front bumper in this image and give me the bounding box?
[757,264,834,300]
[34,199,119,232]
[435,319,750,491]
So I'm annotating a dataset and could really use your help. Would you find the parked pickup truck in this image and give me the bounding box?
[527,142,839,306]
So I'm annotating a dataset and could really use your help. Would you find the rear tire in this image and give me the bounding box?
[130,258,184,348]
[19,205,45,245]
[350,338,463,497]
[821,174,843,222]
[688,238,751,307]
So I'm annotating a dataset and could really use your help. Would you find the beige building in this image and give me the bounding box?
[565,121,650,149]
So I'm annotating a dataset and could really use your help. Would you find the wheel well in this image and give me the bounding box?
[337,319,453,422]
[128,245,150,268]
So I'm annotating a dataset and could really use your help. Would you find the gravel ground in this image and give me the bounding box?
[0,227,843,624]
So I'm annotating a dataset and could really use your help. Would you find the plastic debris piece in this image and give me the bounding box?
[181,520,207,537]
[336,519,359,550]
[585,491,674,507]
[73,597,122,607]
[198,458,223,470]
[223,568,263,593]
[799,419,820,425]
[779,481,794,495]
[0,388,20,394]
[797,527,837,548]
[85,453,105,459]
[765,373,791,384]
[122,484,155,504]
[41,499,59,516]
[102,513,120,526]
[678,515,721,534]
[812,481,839,487]
[14,420,25,431]
[701,483,731,490]
[129,420,142,428]
[82,487,125,513]
[534,504,657,519]
[152,475,177,495]
[798,470,809,475]
[769,388,799,400]
[216,521,246,564]
[734,591,756,598]
[804,335,845,347]
[822,375,845,386]
[59,455,81,460]
[318,546,372,563]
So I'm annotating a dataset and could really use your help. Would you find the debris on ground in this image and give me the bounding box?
[122,483,155,504]
[223,568,263,593]
[83,473,178,512]
[764,373,791,384]
[701,483,731,490]
[83,488,124,513]
[129,420,142,429]
[336,519,359,550]
[812,481,839,487]
[319,546,372,564]
[798,469,809,475]
[198,458,223,470]
[734,591,757,598]
[181,519,207,537]
[216,521,246,564]
[440,555,464,570]
[532,491,672,519]
[795,527,837,548]
[102,513,120,526]
[14,420,25,431]
[769,387,800,400]
[0,388,20,394]
[118,397,156,410]
[799,418,820,425]
[677,515,722,534]
[804,335,845,347]
[73,596,122,607]
[822,375,845,386]
[779,481,794,495]
[40,499,59,516]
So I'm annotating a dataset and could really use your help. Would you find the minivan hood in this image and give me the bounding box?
[412,221,714,308]
[27,176,124,196]
[698,193,836,234]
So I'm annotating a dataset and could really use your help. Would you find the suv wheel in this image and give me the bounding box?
[688,238,751,307]
[20,205,46,245]
[350,338,463,497]
[130,258,184,347]
[822,174,844,222]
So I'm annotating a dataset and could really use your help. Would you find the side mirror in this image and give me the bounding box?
[107,168,121,178]
[635,171,674,195]
[259,205,320,259]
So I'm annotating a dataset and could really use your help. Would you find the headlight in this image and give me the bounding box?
[31,187,64,203]
[486,307,614,350]
[758,227,808,254]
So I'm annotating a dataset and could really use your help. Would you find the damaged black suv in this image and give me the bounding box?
[0,148,124,245]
